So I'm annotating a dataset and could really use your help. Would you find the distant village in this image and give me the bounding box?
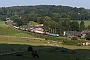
[5,18,90,41]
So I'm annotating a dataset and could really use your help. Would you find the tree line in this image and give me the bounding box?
[43,16,87,35]
[0,5,90,35]
[0,5,90,21]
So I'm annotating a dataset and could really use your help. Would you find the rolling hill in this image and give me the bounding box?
[0,21,35,38]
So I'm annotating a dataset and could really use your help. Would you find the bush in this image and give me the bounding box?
[62,39,88,45]
[28,46,33,51]
[79,39,88,43]
[71,37,78,40]
[62,40,79,45]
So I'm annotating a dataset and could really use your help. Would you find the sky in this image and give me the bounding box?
[0,0,90,9]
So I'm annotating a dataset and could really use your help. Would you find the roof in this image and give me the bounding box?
[65,31,81,36]
[81,30,90,34]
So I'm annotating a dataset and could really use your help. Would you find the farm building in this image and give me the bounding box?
[81,30,90,38]
[64,31,81,37]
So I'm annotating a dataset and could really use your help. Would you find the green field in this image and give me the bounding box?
[78,20,90,27]
[0,21,90,60]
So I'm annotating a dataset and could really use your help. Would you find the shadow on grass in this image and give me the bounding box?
[0,44,90,60]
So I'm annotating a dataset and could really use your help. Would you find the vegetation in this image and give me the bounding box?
[0,5,90,21]
[71,37,78,40]
[0,21,35,38]
[62,39,88,45]
[0,21,90,60]
[0,44,90,60]
[80,20,85,31]
[29,32,63,41]
[78,20,90,26]
[27,46,33,51]
[0,5,90,60]
[87,32,90,36]
[0,5,90,35]
[28,21,39,26]
[62,40,79,45]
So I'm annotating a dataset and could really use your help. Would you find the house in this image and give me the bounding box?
[81,30,90,38]
[64,31,81,37]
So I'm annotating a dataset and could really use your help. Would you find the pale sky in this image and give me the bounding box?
[0,0,90,9]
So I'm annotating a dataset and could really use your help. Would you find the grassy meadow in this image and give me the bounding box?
[0,21,90,60]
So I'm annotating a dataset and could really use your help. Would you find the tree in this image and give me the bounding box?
[51,13,60,22]
[70,21,79,31]
[62,19,71,31]
[21,15,29,25]
[43,16,51,32]
[57,20,64,35]
[80,21,85,31]
[87,25,90,30]
[43,16,51,22]
[87,32,90,37]
[14,18,23,26]
[28,21,38,26]
[28,46,33,51]
[37,17,44,24]
[49,20,58,33]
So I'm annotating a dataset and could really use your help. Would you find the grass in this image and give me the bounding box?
[0,21,35,38]
[1,21,90,60]
[0,36,47,46]
[0,45,90,60]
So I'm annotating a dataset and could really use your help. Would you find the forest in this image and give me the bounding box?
[0,5,90,35]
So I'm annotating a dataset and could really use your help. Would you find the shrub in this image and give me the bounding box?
[27,46,33,51]
[62,40,79,45]
[62,39,88,45]
[79,39,88,43]
[71,37,78,40]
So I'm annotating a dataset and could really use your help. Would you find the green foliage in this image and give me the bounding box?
[27,46,33,51]
[80,39,88,43]
[0,5,90,41]
[88,32,90,36]
[28,21,38,26]
[62,39,88,45]
[0,5,90,24]
[15,19,23,26]
[0,5,90,35]
[71,37,78,40]
[87,25,90,30]
[80,20,85,31]
[62,40,79,45]
[70,21,79,31]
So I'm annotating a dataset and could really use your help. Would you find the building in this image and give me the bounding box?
[64,31,81,37]
[81,30,90,38]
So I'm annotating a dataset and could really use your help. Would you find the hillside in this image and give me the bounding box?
[0,21,90,60]
[0,5,90,36]
[0,5,90,22]
[0,21,34,38]
[0,21,47,46]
